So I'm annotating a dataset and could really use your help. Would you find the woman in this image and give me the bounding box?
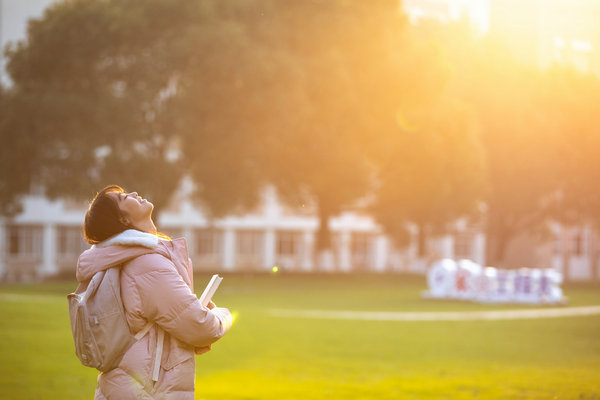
[77,185,232,399]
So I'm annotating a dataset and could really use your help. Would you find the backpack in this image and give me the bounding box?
[67,266,154,372]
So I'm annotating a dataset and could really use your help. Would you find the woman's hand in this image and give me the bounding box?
[193,301,217,355]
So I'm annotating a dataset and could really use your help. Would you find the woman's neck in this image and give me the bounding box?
[134,218,157,235]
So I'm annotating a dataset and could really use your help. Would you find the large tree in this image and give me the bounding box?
[542,67,600,279]
[369,21,487,257]
[1,0,222,215]
[3,0,480,272]
[176,0,440,268]
[466,47,564,267]
[372,96,486,256]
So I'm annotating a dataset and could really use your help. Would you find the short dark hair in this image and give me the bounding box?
[83,185,131,245]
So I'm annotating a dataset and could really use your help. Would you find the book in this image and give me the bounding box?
[198,274,223,307]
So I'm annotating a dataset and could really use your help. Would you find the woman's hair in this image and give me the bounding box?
[83,184,170,245]
[83,185,132,245]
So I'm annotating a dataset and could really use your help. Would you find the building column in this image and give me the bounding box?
[264,229,276,270]
[473,233,486,265]
[0,221,5,280]
[40,223,57,277]
[183,226,194,255]
[182,226,196,272]
[301,230,314,271]
[374,235,388,272]
[338,230,351,272]
[438,235,454,259]
[223,228,236,271]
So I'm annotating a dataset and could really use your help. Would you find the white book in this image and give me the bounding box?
[198,274,223,307]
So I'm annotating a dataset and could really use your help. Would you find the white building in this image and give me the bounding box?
[0,185,491,281]
[3,184,598,282]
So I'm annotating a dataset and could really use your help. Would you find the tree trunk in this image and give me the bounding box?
[417,224,428,258]
[592,230,599,282]
[485,228,511,268]
[316,205,332,252]
[561,228,571,282]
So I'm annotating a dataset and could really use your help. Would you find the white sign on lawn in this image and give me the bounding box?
[424,259,565,304]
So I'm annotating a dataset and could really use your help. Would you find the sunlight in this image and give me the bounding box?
[489,0,600,73]
[395,109,418,133]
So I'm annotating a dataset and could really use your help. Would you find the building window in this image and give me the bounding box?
[236,230,263,258]
[553,231,562,254]
[572,231,585,256]
[57,226,88,258]
[454,233,473,260]
[276,231,300,257]
[195,229,222,256]
[351,233,374,270]
[6,225,43,260]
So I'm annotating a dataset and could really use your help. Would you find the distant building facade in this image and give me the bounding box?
[0,186,491,281]
[1,186,598,282]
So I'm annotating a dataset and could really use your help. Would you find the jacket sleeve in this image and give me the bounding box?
[77,245,153,282]
[131,254,229,347]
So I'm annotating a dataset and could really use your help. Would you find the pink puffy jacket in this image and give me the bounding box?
[76,230,231,399]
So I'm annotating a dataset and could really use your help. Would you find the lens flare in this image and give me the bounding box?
[395,109,418,132]
[231,310,239,325]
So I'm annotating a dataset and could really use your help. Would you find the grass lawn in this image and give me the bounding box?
[0,273,599,399]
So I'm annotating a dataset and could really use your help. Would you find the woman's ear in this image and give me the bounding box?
[119,215,131,227]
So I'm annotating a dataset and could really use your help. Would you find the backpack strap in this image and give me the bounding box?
[134,321,154,340]
[133,321,164,382]
[133,320,164,382]
[152,328,165,382]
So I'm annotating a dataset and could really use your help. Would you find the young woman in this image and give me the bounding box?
[77,185,232,399]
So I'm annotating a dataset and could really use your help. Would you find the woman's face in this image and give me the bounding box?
[109,191,154,227]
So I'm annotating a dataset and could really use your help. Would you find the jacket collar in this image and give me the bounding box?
[95,229,159,249]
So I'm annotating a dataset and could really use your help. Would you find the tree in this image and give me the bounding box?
[387,20,568,267]
[460,41,564,267]
[176,0,439,268]
[1,0,216,215]
[542,67,600,279]
[367,20,486,257]
[372,97,486,256]
[3,0,474,272]
[543,68,600,223]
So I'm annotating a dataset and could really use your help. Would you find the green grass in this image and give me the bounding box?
[1,273,599,399]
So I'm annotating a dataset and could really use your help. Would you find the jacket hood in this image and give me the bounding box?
[76,230,160,282]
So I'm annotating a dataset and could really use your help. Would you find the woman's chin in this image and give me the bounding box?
[144,202,154,215]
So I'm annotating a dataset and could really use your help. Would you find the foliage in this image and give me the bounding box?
[542,68,600,227]
[256,0,410,251]
[2,0,200,214]
[414,22,588,266]
[176,0,431,254]
[469,54,563,265]
[371,65,486,253]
